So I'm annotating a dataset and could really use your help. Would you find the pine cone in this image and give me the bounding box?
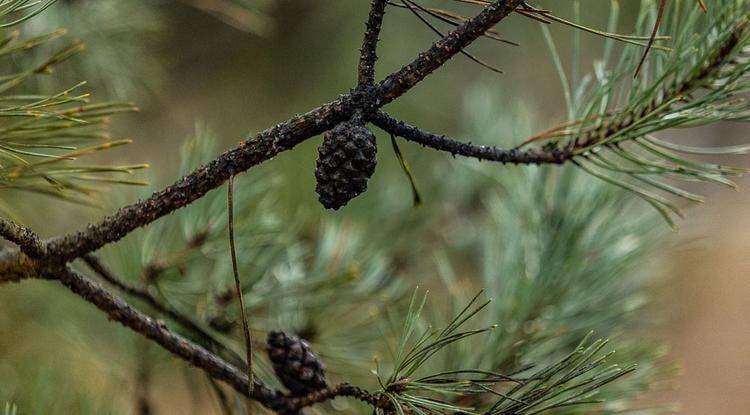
[315,121,377,210]
[267,330,327,395]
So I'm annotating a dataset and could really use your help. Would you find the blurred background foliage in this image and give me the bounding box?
[1,0,749,414]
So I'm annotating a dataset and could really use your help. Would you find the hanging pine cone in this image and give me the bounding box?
[315,121,377,210]
[267,330,328,395]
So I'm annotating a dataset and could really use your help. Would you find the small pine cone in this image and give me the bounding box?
[267,330,327,395]
[315,121,377,210]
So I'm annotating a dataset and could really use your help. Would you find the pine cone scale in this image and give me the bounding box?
[267,331,328,395]
[315,121,377,210]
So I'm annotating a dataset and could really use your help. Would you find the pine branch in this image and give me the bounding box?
[43,266,283,407]
[571,16,747,153]
[41,101,344,262]
[0,27,147,204]
[36,0,524,263]
[371,7,750,225]
[371,111,569,164]
[81,253,245,368]
[7,2,744,269]
[547,12,750,223]
[0,217,45,257]
[359,0,388,86]
[5,256,391,413]
[373,14,747,169]
[1,257,258,390]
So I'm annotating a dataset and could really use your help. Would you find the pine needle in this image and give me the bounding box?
[390,133,423,207]
[227,175,253,394]
[635,0,669,78]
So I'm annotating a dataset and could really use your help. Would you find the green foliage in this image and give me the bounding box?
[525,0,750,224]
[341,85,668,414]
[0,1,55,27]
[486,336,634,415]
[376,292,636,415]
[0,0,273,214]
[23,0,274,100]
[23,0,165,100]
[408,1,750,225]
[0,14,147,215]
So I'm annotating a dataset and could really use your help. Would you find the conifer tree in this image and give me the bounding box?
[1,1,749,413]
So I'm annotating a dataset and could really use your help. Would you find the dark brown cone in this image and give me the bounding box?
[267,330,327,395]
[315,121,377,210]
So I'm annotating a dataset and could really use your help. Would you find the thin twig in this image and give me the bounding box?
[370,111,569,164]
[387,1,519,45]
[372,15,747,167]
[375,0,522,105]
[141,229,209,284]
[400,0,503,74]
[359,0,389,85]
[227,175,254,396]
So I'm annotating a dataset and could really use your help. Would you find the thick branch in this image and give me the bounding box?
[45,266,282,407]
[370,111,569,164]
[358,0,389,85]
[40,0,522,263]
[0,218,46,258]
[44,97,353,262]
[82,254,244,367]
